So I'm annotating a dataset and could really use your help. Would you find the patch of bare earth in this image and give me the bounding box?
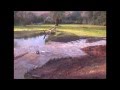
[24,45,106,79]
[86,37,106,43]
[81,45,106,57]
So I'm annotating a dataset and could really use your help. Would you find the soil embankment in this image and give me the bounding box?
[24,45,106,79]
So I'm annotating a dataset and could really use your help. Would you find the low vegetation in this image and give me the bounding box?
[14,24,106,40]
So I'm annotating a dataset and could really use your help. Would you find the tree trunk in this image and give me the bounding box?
[55,18,59,26]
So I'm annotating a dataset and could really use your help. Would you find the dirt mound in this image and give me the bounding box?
[46,32,80,42]
[86,38,106,43]
[24,45,106,79]
[82,45,106,57]
[24,54,106,79]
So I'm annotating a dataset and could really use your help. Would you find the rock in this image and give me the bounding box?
[36,51,40,54]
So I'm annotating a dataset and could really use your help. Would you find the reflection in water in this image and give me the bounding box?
[14,35,48,48]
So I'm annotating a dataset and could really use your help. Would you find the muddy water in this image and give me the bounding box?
[14,37,106,79]
[14,35,48,48]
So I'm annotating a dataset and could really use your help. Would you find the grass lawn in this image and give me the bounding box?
[14,24,106,41]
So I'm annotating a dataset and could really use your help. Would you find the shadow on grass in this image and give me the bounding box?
[45,31,80,42]
[45,31,106,43]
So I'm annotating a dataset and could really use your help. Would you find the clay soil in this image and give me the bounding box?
[24,45,106,79]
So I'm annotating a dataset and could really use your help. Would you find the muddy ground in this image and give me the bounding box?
[24,45,106,79]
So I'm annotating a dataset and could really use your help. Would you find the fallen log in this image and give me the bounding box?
[43,26,57,35]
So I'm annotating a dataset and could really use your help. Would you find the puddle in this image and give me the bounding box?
[14,36,106,79]
[14,35,48,48]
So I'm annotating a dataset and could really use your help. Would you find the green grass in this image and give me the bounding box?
[45,31,81,42]
[14,30,45,39]
[57,24,106,37]
[14,24,106,39]
[14,24,55,31]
